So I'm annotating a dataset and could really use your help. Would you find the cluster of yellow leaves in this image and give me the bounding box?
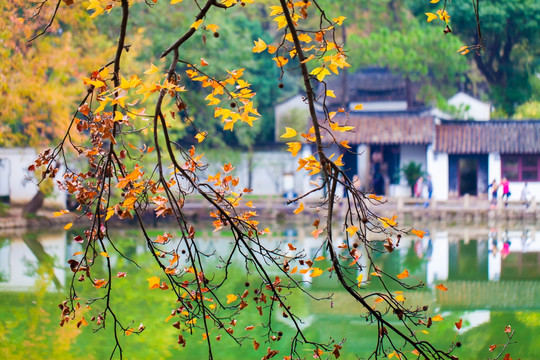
[425,9,450,24]
[87,0,115,19]
[253,2,350,85]
[184,67,260,131]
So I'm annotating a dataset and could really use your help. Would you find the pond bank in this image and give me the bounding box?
[1,195,537,231]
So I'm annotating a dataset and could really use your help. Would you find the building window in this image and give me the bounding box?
[502,155,540,181]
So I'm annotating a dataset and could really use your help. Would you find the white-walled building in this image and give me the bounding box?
[0,148,66,208]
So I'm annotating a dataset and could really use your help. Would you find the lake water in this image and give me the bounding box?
[1,222,539,359]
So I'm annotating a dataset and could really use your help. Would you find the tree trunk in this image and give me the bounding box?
[22,191,44,216]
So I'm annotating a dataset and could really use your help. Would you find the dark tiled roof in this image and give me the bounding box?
[320,68,425,109]
[435,121,540,154]
[325,111,435,145]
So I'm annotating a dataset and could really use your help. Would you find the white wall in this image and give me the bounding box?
[357,144,370,190]
[274,95,309,142]
[400,145,427,181]
[235,149,306,196]
[448,92,491,121]
[0,231,66,291]
[0,148,66,208]
[427,146,449,200]
[426,231,449,285]
[488,152,502,200]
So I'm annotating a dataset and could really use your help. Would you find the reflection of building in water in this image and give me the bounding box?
[421,228,540,284]
[0,231,66,291]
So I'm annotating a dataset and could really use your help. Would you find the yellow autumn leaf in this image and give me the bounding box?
[346,226,358,236]
[64,222,73,230]
[53,209,69,217]
[195,132,207,143]
[396,269,409,279]
[425,12,438,22]
[310,267,323,277]
[100,252,109,257]
[281,127,297,138]
[353,104,363,110]
[326,90,336,98]
[293,202,304,214]
[356,274,363,287]
[430,0,440,3]
[286,142,302,157]
[340,140,351,149]
[379,215,397,227]
[334,154,344,166]
[191,19,203,29]
[144,63,159,75]
[395,294,405,302]
[315,256,325,261]
[298,33,312,43]
[432,314,444,322]
[332,16,346,25]
[171,0,183,3]
[252,38,267,53]
[206,23,219,32]
[310,67,331,81]
[147,276,160,289]
[105,209,115,221]
[226,294,238,304]
[272,56,289,67]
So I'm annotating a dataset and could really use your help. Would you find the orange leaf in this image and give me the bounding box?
[64,222,73,230]
[93,279,108,288]
[411,228,426,238]
[147,276,160,289]
[455,318,463,330]
[312,228,323,239]
[293,203,304,214]
[396,269,409,279]
[315,256,325,261]
[346,226,358,236]
[432,314,444,322]
[436,283,448,291]
[287,243,297,251]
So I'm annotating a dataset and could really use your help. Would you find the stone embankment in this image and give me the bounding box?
[0,207,69,231]
[1,195,537,231]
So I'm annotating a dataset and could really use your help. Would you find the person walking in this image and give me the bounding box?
[414,176,423,198]
[501,177,511,207]
[424,175,433,207]
[521,182,531,208]
[488,179,499,209]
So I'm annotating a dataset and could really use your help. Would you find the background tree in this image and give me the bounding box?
[408,0,540,115]
[0,0,113,147]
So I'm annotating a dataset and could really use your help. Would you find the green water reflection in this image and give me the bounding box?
[1,225,539,359]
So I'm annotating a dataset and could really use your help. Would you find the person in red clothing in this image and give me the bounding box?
[501,177,511,207]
